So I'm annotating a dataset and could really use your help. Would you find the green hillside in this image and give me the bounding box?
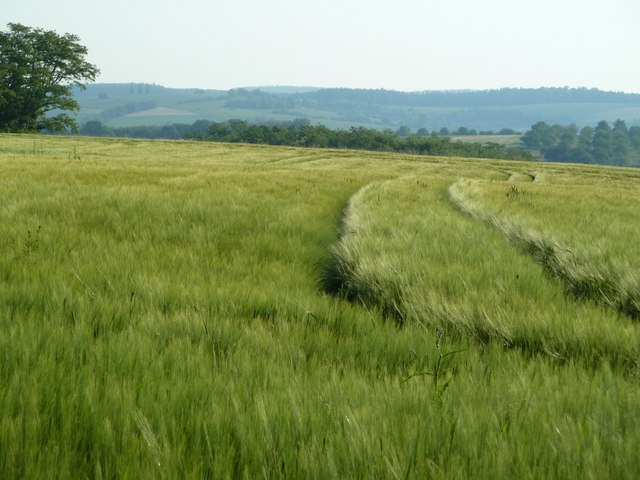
[1,134,639,478]
[73,84,640,132]
[73,83,373,130]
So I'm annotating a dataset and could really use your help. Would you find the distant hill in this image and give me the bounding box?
[73,84,640,131]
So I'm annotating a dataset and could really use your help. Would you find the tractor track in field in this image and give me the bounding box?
[448,179,640,321]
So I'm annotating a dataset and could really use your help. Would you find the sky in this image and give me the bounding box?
[4,0,640,93]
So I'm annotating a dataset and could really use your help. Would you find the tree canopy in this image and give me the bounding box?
[0,23,99,132]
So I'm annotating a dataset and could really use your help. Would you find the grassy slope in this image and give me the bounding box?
[1,135,639,478]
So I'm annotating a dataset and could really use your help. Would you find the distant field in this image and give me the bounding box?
[449,134,523,147]
[1,134,639,478]
[127,107,196,117]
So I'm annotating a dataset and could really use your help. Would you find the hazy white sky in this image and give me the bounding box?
[4,0,640,92]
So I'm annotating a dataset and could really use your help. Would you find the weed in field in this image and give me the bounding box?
[69,146,81,161]
[402,328,467,400]
[21,225,41,258]
[506,184,523,198]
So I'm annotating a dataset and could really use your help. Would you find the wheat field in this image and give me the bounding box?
[1,134,639,478]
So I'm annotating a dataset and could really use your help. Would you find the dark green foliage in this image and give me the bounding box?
[79,118,533,160]
[522,120,640,167]
[79,119,211,139]
[201,119,534,161]
[0,23,98,132]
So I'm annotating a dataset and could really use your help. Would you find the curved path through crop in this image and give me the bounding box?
[326,174,640,368]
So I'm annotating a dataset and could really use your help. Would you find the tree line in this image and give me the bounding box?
[80,119,211,139]
[521,120,640,167]
[226,87,640,110]
[79,118,533,160]
[203,120,533,160]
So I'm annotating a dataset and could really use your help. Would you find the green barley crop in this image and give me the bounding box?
[449,176,640,318]
[1,134,639,479]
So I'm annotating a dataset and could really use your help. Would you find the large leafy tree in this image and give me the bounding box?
[0,23,99,132]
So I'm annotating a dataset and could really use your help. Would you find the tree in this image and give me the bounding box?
[558,124,578,148]
[611,119,632,165]
[592,120,613,163]
[80,120,112,137]
[522,119,640,166]
[521,121,552,149]
[629,126,640,150]
[0,23,99,132]
[395,125,411,137]
[578,126,594,147]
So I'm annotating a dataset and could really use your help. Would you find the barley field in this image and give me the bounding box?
[1,134,639,478]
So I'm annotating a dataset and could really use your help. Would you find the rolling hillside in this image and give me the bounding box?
[73,84,640,132]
